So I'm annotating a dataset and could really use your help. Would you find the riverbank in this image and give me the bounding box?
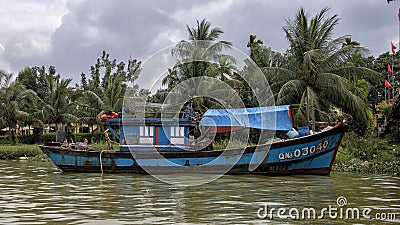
[0,143,119,161]
[333,132,400,175]
[0,144,45,161]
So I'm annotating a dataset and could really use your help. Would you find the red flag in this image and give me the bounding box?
[392,42,397,54]
[385,79,393,89]
[388,63,393,75]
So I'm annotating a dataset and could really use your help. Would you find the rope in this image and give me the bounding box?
[99,129,117,174]
[100,150,105,174]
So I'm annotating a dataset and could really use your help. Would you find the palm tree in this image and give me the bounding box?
[342,37,360,47]
[40,74,78,131]
[0,70,37,145]
[162,19,236,113]
[82,73,126,117]
[78,51,142,129]
[186,18,231,44]
[247,34,264,66]
[263,7,381,129]
[168,18,233,80]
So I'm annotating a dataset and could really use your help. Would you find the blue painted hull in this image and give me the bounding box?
[40,123,348,175]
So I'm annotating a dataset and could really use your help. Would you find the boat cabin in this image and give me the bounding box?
[101,107,195,151]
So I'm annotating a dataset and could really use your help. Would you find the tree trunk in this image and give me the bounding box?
[7,122,16,145]
[310,98,316,131]
[306,88,316,131]
[33,126,43,144]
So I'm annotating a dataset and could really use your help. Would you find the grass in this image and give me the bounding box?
[0,142,120,161]
[0,144,45,160]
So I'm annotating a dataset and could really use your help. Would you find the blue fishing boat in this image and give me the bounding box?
[40,105,351,175]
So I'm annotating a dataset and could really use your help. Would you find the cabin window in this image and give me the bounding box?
[139,126,153,144]
[140,126,154,136]
[170,126,185,145]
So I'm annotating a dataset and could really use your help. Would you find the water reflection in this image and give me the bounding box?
[0,160,398,224]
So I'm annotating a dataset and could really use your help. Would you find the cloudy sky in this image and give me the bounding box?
[0,0,399,88]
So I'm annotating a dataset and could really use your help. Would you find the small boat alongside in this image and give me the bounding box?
[40,105,351,175]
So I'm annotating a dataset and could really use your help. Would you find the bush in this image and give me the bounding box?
[340,132,387,161]
[13,132,107,144]
[334,132,400,174]
[17,134,35,144]
[0,135,9,145]
[42,133,57,143]
[349,111,373,136]
[2,132,111,145]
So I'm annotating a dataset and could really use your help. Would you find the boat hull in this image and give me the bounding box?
[40,123,348,175]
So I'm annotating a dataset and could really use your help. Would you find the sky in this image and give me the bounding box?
[0,0,399,89]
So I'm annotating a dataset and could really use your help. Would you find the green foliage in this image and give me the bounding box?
[381,102,393,119]
[0,70,38,145]
[0,144,43,160]
[17,66,57,100]
[17,134,35,144]
[16,65,78,132]
[349,110,374,136]
[355,79,370,98]
[340,132,386,161]
[366,51,397,107]
[247,34,287,69]
[186,18,231,44]
[383,94,400,142]
[71,132,105,144]
[334,132,400,174]
[40,73,77,130]
[257,7,381,131]
[9,132,105,145]
[0,135,9,144]
[161,19,236,114]
[77,51,143,128]
[41,133,56,143]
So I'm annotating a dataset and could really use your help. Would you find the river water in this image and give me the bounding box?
[0,160,398,224]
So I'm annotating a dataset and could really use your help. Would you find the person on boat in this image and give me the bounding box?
[104,130,113,150]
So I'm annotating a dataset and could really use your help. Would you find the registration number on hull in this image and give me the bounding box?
[278,140,329,160]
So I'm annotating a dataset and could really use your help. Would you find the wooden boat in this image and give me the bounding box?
[40,105,351,175]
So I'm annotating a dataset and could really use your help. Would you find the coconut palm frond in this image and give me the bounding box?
[303,49,325,74]
[315,74,369,122]
[14,110,31,121]
[328,66,383,85]
[276,80,306,105]
[262,67,298,83]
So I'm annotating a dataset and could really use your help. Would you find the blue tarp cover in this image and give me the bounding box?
[200,105,293,131]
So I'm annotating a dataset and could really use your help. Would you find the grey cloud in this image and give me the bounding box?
[47,0,183,80]
[2,0,399,84]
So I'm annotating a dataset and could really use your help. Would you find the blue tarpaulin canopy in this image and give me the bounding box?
[200,105,293,132]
